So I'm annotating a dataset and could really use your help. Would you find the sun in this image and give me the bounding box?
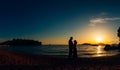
[96,37,103,43]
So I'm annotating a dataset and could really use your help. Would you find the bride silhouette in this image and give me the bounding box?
[73,40,77,58]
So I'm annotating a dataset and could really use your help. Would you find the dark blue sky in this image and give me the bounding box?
[0,0,120,44]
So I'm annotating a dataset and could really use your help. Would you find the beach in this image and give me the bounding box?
[0,50,120,70]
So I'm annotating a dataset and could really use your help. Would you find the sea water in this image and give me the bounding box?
[0,45,119,58]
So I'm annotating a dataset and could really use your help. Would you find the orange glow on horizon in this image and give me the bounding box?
[41,36,118,45]
[39,29,119,45]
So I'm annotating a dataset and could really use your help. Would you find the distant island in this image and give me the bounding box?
[81,43,91,45]
[0,39,42,46]
[81,43,105,46]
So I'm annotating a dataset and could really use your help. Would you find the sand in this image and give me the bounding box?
[0,50,120,70]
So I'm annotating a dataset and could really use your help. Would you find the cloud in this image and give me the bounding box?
[104,18,120,20]
[89,18,106,26]
[89,17,120,26]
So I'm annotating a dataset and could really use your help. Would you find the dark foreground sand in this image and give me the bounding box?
[0,50,120,70]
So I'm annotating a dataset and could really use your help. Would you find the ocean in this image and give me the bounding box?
[0,45,119,58]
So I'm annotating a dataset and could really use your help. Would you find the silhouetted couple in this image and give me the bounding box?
[68,37,77,58]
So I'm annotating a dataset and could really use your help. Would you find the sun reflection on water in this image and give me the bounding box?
[96,45,103,57]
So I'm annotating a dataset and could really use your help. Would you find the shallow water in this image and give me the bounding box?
[0,45,119,58]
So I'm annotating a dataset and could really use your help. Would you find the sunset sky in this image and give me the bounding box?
[0,0,120,44]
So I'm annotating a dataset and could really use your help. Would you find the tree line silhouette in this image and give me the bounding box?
[118,27,120,45]
[0,39,42,46]
[104,27,120,51]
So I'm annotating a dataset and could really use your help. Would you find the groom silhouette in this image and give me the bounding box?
[68,37,73,57]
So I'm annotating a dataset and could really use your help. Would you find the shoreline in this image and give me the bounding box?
[0,50,120,69]
[0,50,120,63]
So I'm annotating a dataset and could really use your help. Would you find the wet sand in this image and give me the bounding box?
[0,50,120,70]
